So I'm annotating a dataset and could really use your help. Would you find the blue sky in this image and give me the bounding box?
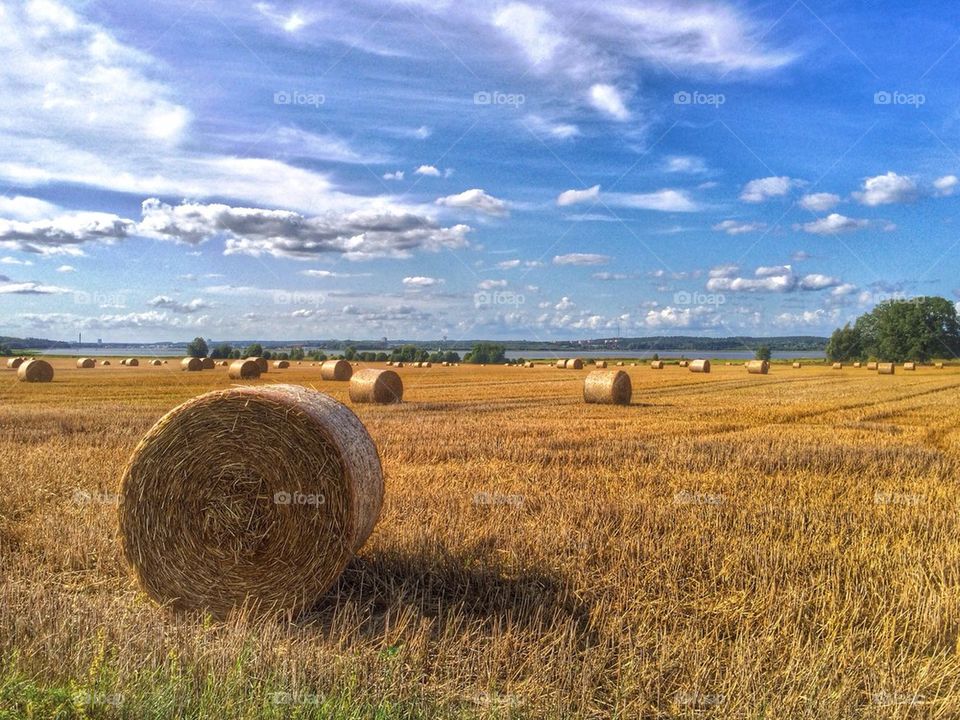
[1,0,959,342]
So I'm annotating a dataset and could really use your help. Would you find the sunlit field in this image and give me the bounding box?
[2,359,960,718]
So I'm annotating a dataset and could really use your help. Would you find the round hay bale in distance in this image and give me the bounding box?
[616,361,624,367]
[867,361,878,371]
[595,360,607,368]
[228,359,261,380]
[273,360,290,369]
[181,357,202,372]
[583,369,631,405]
[118,384,384,617]
[349,369,403,404]
[936,362,945,369]
[101,360,111,366]
[832,362,843,370]
[321,359,353,381]
[746,360,769,375]
[792,362,802,369]
[568,358,584,370]
[247,357,268,373]
[124,358,139,367]
[150,359,162,366]
[878,362,895,375]
[650,360,664,369]
[904,362,917,371]
[689,359,711,373]
[6,357,24,369]
[556,359,567,369]
[201,357,215,370]
[18,359,54,383]
[76,357,96,369]
[678,360,690,368]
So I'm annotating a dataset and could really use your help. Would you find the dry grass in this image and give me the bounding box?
[1,359,960,718]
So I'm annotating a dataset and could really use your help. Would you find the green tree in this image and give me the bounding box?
[186,336,208,358]
[755,345,772,362]
[467,342,506,364]
[210,343,233,359]
[344,345,357,360]
[243,343,263,358]
[854,297,960,362]
[290,346,305,361]
[825,324,864,362]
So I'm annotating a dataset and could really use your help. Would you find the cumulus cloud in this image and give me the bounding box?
[436,189,510,216]
[664,156,707,174]
[0,279,70,294]
[402,276,444,287]
[799,213,869,235]
[853,172,917,206]
[415,165,442,177]
[934,175,959,197]
[0,212,134,255]
[740,176,799,203]
[56,264,76,273]
[553,253,610,266]
[383,171,404,181]
[0,195,61,221]
[478,279,508,290]
[799,192,840,212]
[588,83,630,120]
[557,185,601,206]
[705,264,843,293]
[713,219,766,235]
[799,273,841,290]
[147,295,210,314]
[557,185,697,212]
[138,199,471,260]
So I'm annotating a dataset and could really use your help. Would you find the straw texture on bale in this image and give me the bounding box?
[349,369,403,404]
[904,362,917,371]
[792,362,802,369]
[181,357,202,372]
[832,363,843,370]
[878,362,895,375]
[556,360,567,369]
[118,384,384,617]
[150,359,162,366]
[6,357,24,369]
[867,362,878,371]
[247,357,268,373]
[76,357,96,369]
[228,359,261,380]
[201,357,215,370]
[18,359,54,383]
[650,360,664,369]
[689,359,710,373]
[568,358,584,370]
[583,370,631,406]
[273,360,290,369]
[124,358,139,367]
[321,359,353,381]
[746,360,769,375]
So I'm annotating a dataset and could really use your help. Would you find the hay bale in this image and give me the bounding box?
[321,359,353,381]
[936,362,945,369]
[118,384,384,617]
[349,369,403,404]
[583,369,631,405]
[101,360,111,366]
[678,360,690,368]
[228,359,261,379]
[423,361,432,368]
[792,362,802,369]
[6,357,24,369]
[595,360,607,368]
[525,362,534,368]
[904,362,917,371]
[123,358,139,367]
[163,361,169,365]
[867,361,878,371]
[878,362,895,375]
[395,361,404,368]
[746,360,769,374]
[150,359,162,366]
[201,357,215,370]
[273,360,290,369]
[650,360,664,369]
[853,362,862,368]
[17,359,53,383]
[181,357,202,372]
[246,357,268,373]
[76,357,96,369]
[556,359,567,369]
[616,361,624,367]
[219,361,229,367]
[568,358,584,370]
[689,359,710,373]
[832,362,843,370]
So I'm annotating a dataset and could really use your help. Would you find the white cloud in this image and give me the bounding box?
[492,3,565,67]
[525,114,580,140]
[557,185,601,206]
[555,296,575,310]
[383,171,405,181]
[56,264,76,273]
[147,295,210,314]
[831,283,858,297]
[588,83,630,120]
[415,165,442,177]
[402,276,444,287]
[799,273,841,290]
[593,272,628,280]
[740,176,799,203]
[799,192,840,212]
[254,3,320,33]
[0,212,134,255]
[301,269,370,278]
[705,264,844,294]
[707,274,794,293]
[755,264,792,278]
[934,175,959,197]
[478,279,508,290]
[664,155,707,174]
[435,189,510,217]
[713,219,765,235]
[800,213,869,235]
[0,279,70,294]
[497,259,521,269]
[853,172,917,206]
[553,253,610,266]
[708,263,739,279]
[0,256,33,266]
[0,195,61,221]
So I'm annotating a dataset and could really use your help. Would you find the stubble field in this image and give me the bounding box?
[1,359,959,719]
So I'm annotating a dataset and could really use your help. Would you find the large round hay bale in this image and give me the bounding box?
[867,361,878,371]
[904,362,917,371]
[650,360,664,369]
[6,357,24,369]
[349,369,403,404]
[878,362,895,375]
[746,360,769,375]
[18,359,53,383]
[246,357,268,374]
[101,360,111,366]
[321,359,353,381]
[118,385,383,617]
[201,357,215,370]
[583,370,631,405]
[792,362,802,369]
[181,357,202,372]
[556,359,568,369]
[150,359,162,366]
[568,358,584,370]
[832,362,843,370]
[124,358,139,367]
[273,360,290,369]
[689,359,710,373]
[228,359,261,380]
[76,357,96,369]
